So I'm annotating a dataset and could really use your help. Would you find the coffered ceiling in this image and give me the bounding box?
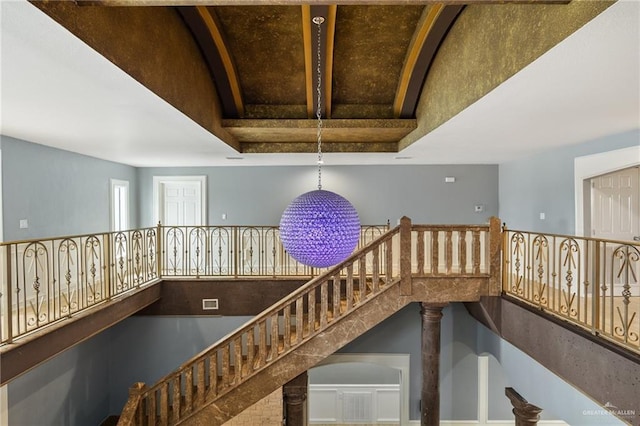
[175,4,463,154]
[1,1,638,166]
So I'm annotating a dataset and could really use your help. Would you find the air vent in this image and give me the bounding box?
[202,299,219,310]
[343,392,372,422]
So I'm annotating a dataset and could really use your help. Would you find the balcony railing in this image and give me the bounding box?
[159,224,389,278]
[2,220,637,358]
[503,228,640,354]
[0,224,388,345]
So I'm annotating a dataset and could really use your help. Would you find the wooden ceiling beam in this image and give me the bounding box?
[83,1,571,6]
[240,141,400,153]
[394,4,464,118]
[195,6,245,117]
[303,5,337,119]
[223,118,416,144]
[177,6,245,118]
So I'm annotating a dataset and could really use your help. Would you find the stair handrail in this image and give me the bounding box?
[117,222,405,426]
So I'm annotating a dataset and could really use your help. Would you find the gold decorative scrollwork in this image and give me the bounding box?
[509,232,526,295]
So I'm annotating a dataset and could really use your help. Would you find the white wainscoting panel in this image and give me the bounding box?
[309,384,400,424]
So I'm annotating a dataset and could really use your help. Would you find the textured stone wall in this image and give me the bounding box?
[222,389,283,426]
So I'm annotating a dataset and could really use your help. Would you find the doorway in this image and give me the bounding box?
[591,166,639,241]
[308,354,409,425]
[153,176,207,226]
[575,145,640,236]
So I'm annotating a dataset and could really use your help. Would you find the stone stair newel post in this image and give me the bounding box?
[505,387,542,426]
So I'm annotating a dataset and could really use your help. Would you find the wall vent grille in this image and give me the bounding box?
[202,299,219,310]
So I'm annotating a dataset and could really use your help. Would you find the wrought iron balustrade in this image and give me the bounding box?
[503,228,640,354]
[159,224,388,278]
[0,228,158,344]
[0,224,388,345]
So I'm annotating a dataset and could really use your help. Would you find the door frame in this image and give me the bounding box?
[153,176,207,226]
[574,146,640,236]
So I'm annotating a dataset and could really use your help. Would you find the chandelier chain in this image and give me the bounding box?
[314,16,324,190]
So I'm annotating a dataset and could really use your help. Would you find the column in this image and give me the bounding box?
[283,372,308,426]
[421,303,446,426]
[505,387,542,426]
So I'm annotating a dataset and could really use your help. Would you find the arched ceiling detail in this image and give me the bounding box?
[31,0,611,156]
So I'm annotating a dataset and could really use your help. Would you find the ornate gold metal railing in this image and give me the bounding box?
[118,219,499,426]
[503,228,640,354]
[0,224,388,345]
[0,228,159,344]
[159,224,388,278]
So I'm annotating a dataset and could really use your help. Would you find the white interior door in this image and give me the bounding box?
[591,166,640,241]
[154,176,207,226]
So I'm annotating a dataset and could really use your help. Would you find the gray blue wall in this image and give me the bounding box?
[478,324,625,425]
[0,136,139,240]
[337,303,480,421]
[7,316,250,426]
[3,129,636,424]
[498,129,639,234]
[137,164,499,227]
[8,330,111,426]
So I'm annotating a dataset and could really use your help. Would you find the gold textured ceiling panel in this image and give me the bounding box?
[402,0,614,150]
[38,0,602,156]
[214,6,307,109]
[31,1,239,149]
[331,5,425,114]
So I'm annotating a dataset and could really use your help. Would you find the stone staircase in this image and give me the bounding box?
[117,218,502,425]
[183,278,406,425]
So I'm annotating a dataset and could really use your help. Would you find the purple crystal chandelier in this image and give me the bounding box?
[279,16,360,268]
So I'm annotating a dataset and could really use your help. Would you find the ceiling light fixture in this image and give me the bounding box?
[279,16,360,269]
